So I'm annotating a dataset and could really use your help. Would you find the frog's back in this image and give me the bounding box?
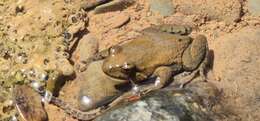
[121,33,192,72]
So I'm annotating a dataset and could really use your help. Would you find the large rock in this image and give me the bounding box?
[212,27,260,120]
[173,0,242,23]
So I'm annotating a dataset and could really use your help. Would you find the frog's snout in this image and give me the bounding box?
[102,62,133,79]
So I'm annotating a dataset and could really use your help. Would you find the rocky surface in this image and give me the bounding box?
[211,27,260,120]
[0,0,260,121]
[148,0,175,16]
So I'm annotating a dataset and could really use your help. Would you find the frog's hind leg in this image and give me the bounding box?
[142,24,192,35]
[180,35,209,87]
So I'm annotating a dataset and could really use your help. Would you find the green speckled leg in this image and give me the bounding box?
[142,24,192,35]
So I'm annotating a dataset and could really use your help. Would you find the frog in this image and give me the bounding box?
[85,24,209,91]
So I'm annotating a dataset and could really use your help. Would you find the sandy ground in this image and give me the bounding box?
[0,0,260,121]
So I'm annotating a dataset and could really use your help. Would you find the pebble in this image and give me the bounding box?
[107,13,130,28]
[94,0,134,14]
[148,0,175,16]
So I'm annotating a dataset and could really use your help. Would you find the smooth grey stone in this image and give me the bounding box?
[149,0,175,16]
[248,0,260,16]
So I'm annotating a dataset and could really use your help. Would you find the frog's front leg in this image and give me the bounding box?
[147,66,174,90]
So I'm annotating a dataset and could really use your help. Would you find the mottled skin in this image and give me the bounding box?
[97,24,208,90]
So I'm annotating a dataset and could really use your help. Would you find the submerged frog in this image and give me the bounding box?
[77,60,127,111]
[86,24,208,91]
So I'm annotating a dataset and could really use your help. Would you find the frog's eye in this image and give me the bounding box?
[122,62,134,70]
[109,45,122,55]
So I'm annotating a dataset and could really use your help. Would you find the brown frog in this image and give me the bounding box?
[87,24,208,91]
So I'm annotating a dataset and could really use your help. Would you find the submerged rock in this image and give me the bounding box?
[95,88,214,121]
[148,0,175,16]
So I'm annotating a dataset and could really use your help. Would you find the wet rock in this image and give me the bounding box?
[95,88,213,121]
[148,0,175,16]
[72,34,98,63]
[77,60,125,111]
[248,0,260,16]
[212,27,260,120]
[173,0,242,23]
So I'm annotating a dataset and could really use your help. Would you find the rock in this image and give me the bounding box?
[95,87,214,121]
[173,0,242,23]
[248,0,260,16]
[213,27,260,84]
[93,0,134,14]
[148,0,175,16]
[105,13,130,29]
[212,27,260,120]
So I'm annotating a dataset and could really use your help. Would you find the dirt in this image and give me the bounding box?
[0,0,260,121]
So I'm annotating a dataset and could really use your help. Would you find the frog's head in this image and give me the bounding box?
[102,45,135,79]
